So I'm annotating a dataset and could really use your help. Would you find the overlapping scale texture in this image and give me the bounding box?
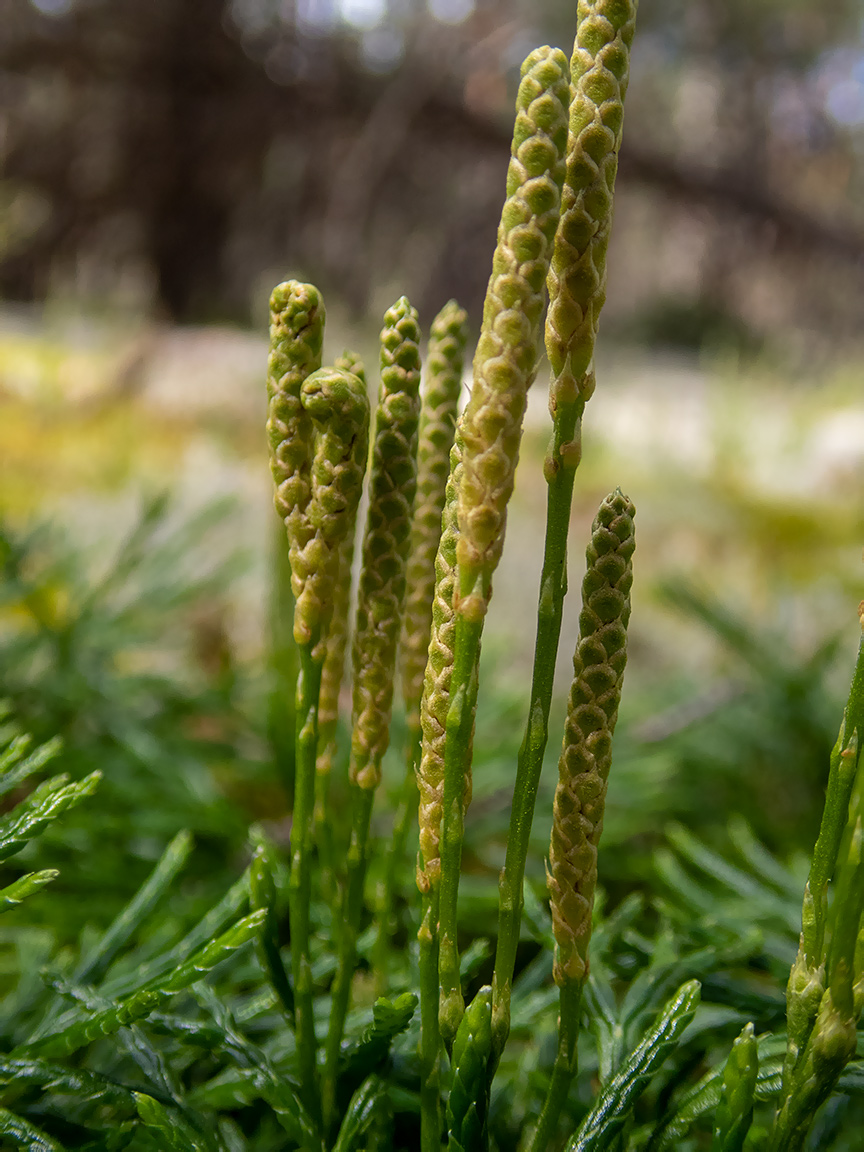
[351,298,422,788]
[292,366,370,652]
[318,350,367,732]
[266,280,324,611]
[545,0,637,422]
[445,987,492,1152]
[456,46,570,603]
[401,301,468,723]
[416,437,461,891]
[548,489,635,985]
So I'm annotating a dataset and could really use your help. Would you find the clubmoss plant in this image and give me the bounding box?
[770,603,864,1151]
[529,488,636,1151]
[436,40,571,1056]
[267,302,371,1122]
[377,301,468,981]
[492,0,639,1062]
[314,349,367,898]
[323,297,422,1126]
[255,6,864,1151]
[0,2,861,1143]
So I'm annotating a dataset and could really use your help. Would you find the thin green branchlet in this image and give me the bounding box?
[491,0,639,1066]
[770,606,864,1151]
[446,986,493,1152]
[528,490,635,1152]
[376,301,468,983]
[713,1023,759,1152]
[323,298,422,1130]
[437,41,571,1050]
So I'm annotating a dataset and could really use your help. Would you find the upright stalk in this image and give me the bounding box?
[323,298,422,1129]
[528,491,636,1151]
[266,281,325,1122]
[268,284,370,1125]
[416,439,462,1152]
[292,636,325,1120]
[377,300,468,985]
[314,350,366,908]
[491,0,639,1060]
[435,44,571,1048]
[267,515,297,803]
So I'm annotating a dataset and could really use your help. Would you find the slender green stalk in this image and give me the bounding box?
[436,43,571,1048]
[268,517,298,802]
[323,298,422,1130]
[376,301,468,985]
[491,0,638,1060]
[418,889,443,1152]
[437,610,483,1043]
[527,491,635,1151]
[291,639,324,1121]
[374,739,421,990]
[268,292,370,1126]
[528,982,582,1152]
[416,437,461,1152]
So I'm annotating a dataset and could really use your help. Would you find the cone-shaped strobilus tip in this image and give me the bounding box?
[548,489,635,986]
[402,301,469,729]
[323,296,422,1127]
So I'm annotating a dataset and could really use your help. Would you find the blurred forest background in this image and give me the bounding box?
[2,0,864,335]
[0,0,863,923]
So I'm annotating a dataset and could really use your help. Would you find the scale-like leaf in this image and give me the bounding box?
[19,912,263,1060]
[0,1105,66,1149]
[332,1075,388,1152]
[567,979,700,1152]
[134,1093,214,1152]
[711,1023,758,1151]
[0,1057,138,1115]
[103,875,249,998]
[0,871,58,913]
[249,839,294,1022]
[648,1036,787,1150]
[156,911,265,994]
[446,988,492,1152]
[17,989,164,1059]
[341,993,418,1076]
[0,772,100,861]
[75,830,193,985]
[0,734,61,799]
